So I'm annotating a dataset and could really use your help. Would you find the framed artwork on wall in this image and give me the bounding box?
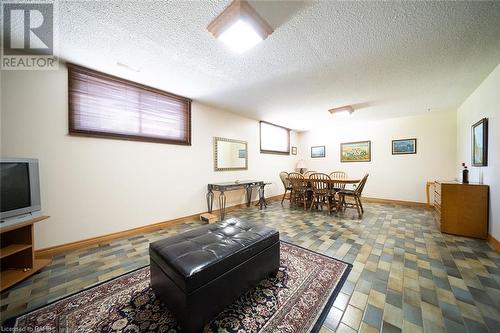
[341,141,371,162]
[311,146,325,158]
[392,138,417,155]
[472,118,488,166]
[291,146,297,155]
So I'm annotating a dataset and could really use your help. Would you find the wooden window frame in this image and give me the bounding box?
[68,63,192,145]
[259,121,290,155]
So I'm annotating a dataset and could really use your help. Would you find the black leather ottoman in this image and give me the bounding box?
[149,218,280,333]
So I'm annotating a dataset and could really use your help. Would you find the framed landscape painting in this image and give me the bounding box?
[341,141,371,162]
[311,146,325,158]
[472,118,488,166]
[392,138,417,155]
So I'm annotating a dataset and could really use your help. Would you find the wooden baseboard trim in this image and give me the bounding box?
[363,197,428,208]
[487,234,500,253]
[35,194,283,259]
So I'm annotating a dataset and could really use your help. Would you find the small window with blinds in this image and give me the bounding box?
[68,64,191,145]
[260,121,290,154]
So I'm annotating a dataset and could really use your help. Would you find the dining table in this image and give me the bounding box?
[287,176,362,211]
[299,176,361,186]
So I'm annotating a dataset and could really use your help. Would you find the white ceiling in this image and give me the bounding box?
[54,0,500,130]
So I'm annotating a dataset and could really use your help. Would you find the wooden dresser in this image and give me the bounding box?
[434,181,489,239]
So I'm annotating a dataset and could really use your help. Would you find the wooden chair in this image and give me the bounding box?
[309,173,333,213]
[303,170,317,178]
[337,174,369,219]
[279,171,292,205]
[288,172,309,210]
[329,171,347,190]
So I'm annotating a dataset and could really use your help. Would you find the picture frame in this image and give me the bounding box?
[472,118,488,166]
[392,138,417,155]
[291,146,297,155]
[311,146,325,158]
[341,141,371,162]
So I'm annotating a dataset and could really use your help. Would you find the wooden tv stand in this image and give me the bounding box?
[0,215,51,291]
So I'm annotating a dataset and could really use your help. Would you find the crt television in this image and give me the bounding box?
[0,158,41,221]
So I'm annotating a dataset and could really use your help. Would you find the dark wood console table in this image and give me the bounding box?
[207,180,265,220]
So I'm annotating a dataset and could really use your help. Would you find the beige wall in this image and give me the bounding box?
[0,66,298,249]
[297,111,457,203]
[457,63,500,240]
[4,62,496,249]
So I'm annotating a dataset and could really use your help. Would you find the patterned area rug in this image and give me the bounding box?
[4,242,351,333]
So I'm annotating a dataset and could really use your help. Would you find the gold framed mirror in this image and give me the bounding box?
[214,137,248,171]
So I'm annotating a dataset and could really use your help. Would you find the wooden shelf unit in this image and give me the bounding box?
[0,215,51,291]
[433,181,489,239]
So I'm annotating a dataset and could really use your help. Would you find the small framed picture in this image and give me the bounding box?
[291,146,297,155]
[341,141,371,162]
[472,118,488,166]
[392,138,417,155]
[311,146,325,158]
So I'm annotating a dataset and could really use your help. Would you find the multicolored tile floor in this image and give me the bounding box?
[1,201,499,333]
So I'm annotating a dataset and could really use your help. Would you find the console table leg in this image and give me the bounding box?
[259,184,267,209]
[246,186,253,207]
[207,190,214,213]
[219,191,226,220]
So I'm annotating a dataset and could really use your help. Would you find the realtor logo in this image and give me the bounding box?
[1,1,58,70]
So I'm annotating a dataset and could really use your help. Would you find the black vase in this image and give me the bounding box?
[462,168,469,184]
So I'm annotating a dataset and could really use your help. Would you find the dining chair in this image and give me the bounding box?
[309,173,333,213]
[337,174,369,219]
[288,172,309,210]
[329,171,348,202]
[329,171,348,190]
[303,170,317,178]
[279,171,292,205]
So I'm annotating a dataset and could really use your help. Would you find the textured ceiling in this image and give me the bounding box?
[52,1,500,130]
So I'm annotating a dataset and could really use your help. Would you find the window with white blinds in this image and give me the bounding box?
[68,64,191,145]
[260,121,290,154]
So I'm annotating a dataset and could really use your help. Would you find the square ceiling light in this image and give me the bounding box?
[208,0,273,54]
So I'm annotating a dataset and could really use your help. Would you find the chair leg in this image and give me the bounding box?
[303,194,307,211]
[355,197,362,218]
[310,194,315,211]
[337,194,343,213]
[281,189,288,205]
[358,196,364,213]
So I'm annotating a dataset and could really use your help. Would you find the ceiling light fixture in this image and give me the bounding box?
[328,105,354,116]
[207,0,273,54]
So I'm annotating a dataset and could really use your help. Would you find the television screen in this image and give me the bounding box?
[1,163,31,213]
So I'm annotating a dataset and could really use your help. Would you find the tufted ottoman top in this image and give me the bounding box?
[149,218,279,293]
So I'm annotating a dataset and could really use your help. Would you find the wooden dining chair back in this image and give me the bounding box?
[309,173,330,191]
[288,172,309,210]
[279,171,292,205]
[355,174,369,197]
[329,171,348,190]
[309,173,333,212]
[338,174,369,219]
[303,171,317,178]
